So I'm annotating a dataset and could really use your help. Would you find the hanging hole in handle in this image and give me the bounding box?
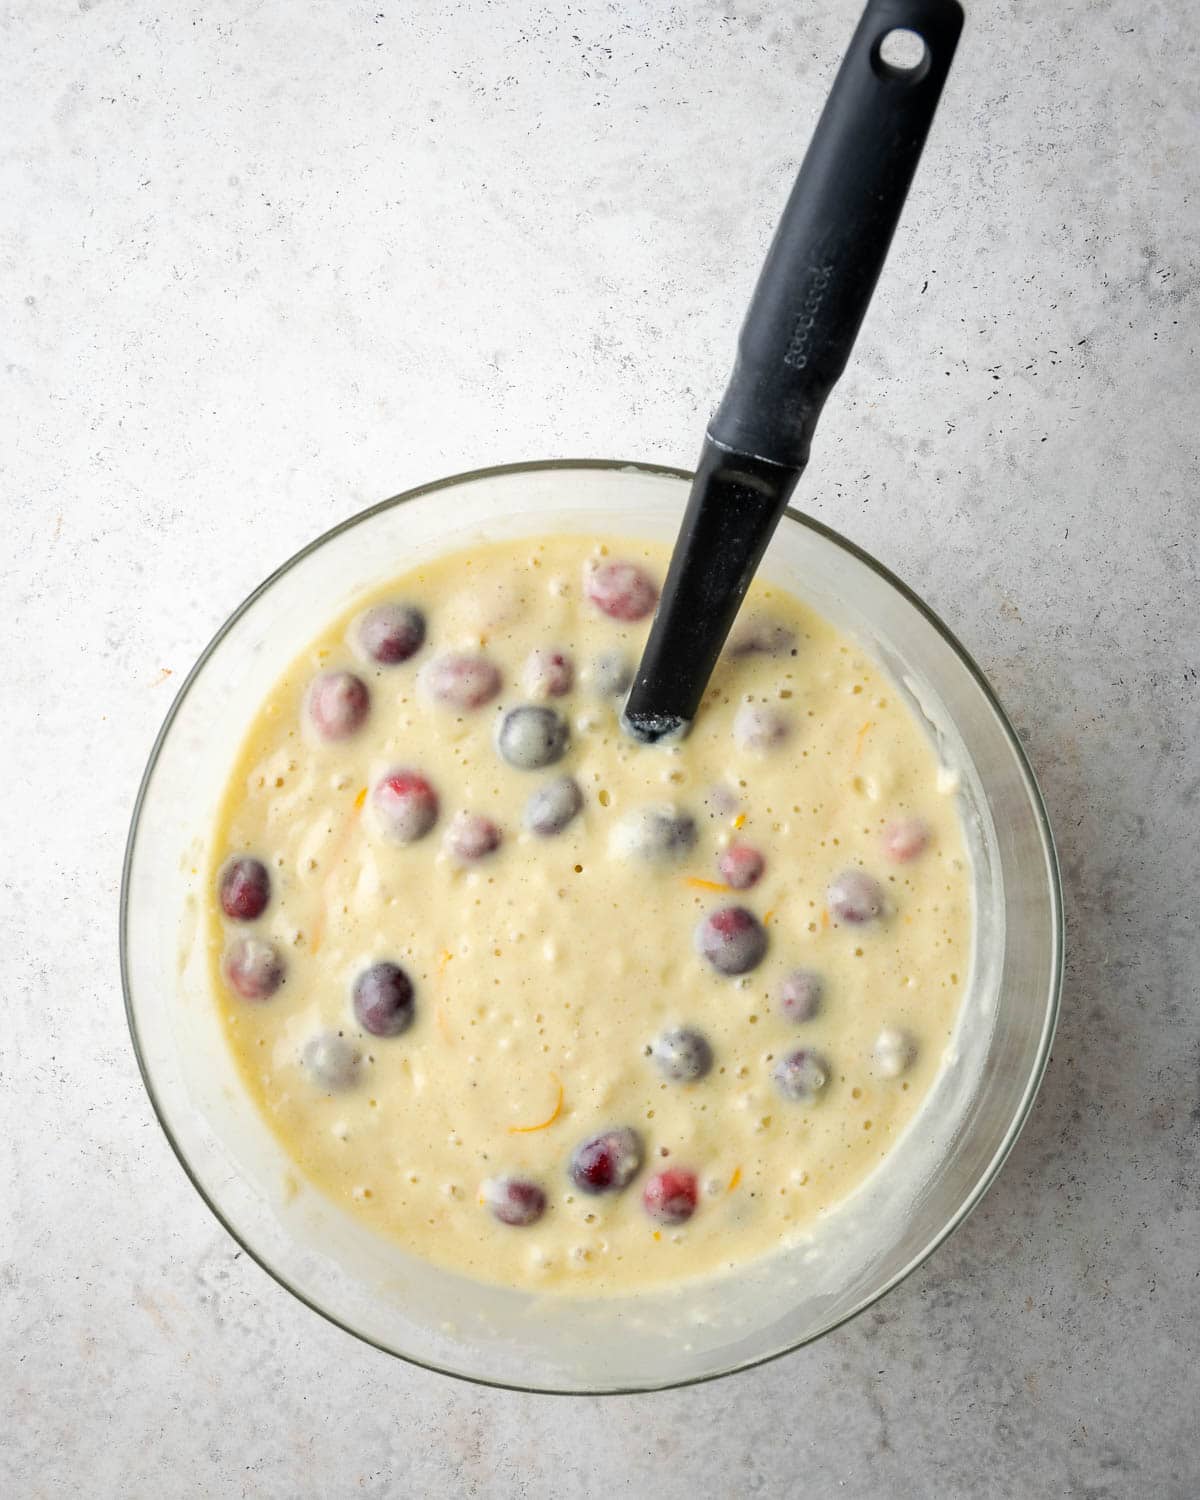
[872,28,931,82]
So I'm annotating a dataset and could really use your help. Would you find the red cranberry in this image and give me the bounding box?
[695,906,768,975]
[523,647,574,698]
[352,961,415,1037]
[568,1127,643,1194]
[882,817,931,863]
[355,602,425,665]
[584,559,658,621]
[217,856,271,921]
[483,1176,547,1227]
[444,810,501,862]
[717,844,764,890]
[642,1168,698,1225]
[827,870,885,924]
[372,770,438,843]
[307,670,370,741]
[421,652,501,710]
[223,937,285,1001]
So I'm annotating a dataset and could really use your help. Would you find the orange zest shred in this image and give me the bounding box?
[733,813,747,830]
[436,948,453,976]
[509,1074,564,1134]
[728,1166,743,1191]
[683,876,730,892]
[763,908,776,926]
[820,907,830,930]
[652,1230,662,1242]
[853,720,873,760]
[310,786,368,955]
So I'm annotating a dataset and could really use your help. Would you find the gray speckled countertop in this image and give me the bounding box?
[4,0,1197,1494]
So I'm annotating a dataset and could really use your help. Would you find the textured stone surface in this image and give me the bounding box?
[3,0,1197,1494]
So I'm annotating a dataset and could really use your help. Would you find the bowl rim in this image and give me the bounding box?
[120,456,1064,1396]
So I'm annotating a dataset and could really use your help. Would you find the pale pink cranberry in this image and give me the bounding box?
[779,969,824,1022]
[307,670,370,741]
[826,870,885,924]
[717,844,764,890]
[727,616,796,657]
[223,937,285,1000]
[372,770,438,843]
[772,1047,830,1101]
[421,652,501,709]
[882,817,932,863]
[355,603,425,665]
[444,810,501,862]
[733,702,790,752]
[523,647,574,698]
[483,1176,547,1227]
[584,559,658,621]
[642,1169,698,1225]
[695,906,768,975]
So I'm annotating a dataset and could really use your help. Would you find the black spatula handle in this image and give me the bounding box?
[708,0,963,469]
[622,0,962,743]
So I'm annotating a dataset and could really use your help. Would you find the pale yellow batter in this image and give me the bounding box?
[207,535,971,1293]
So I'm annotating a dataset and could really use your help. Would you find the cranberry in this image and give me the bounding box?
[496,705,569,770]
[874,1026,918,1077]
[733,702,790,752]
[584,559,658,621]
[302,1031,361,1091]
[652,1027,714,1082]
[717,843,764,890]
[372,769,438,843]
[355,602,426,665]
[609,805,697,863]
[827,869,885,924]
[218,856,271,921]
[703,784,740,819]
[444,810,501,862]
[523,647,574,698]
[780,969,824,1022]
[695,906,767,975]
[642,1168,698,1225]
[421,652,501,710]
[483,1176,547,1227]
[307,670,370,741]
[585,649,633,698]
[568,1127,643,1194]
[883,817,931,863]
[772,1047,830,1101]
[352,961,416,1037]
[524,776,583,836]
[223,937,285,1001]
[727,616,796,657]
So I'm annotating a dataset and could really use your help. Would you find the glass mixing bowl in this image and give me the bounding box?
[121,460,1062,1393]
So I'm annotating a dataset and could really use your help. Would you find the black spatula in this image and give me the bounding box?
[623,0,964,742]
